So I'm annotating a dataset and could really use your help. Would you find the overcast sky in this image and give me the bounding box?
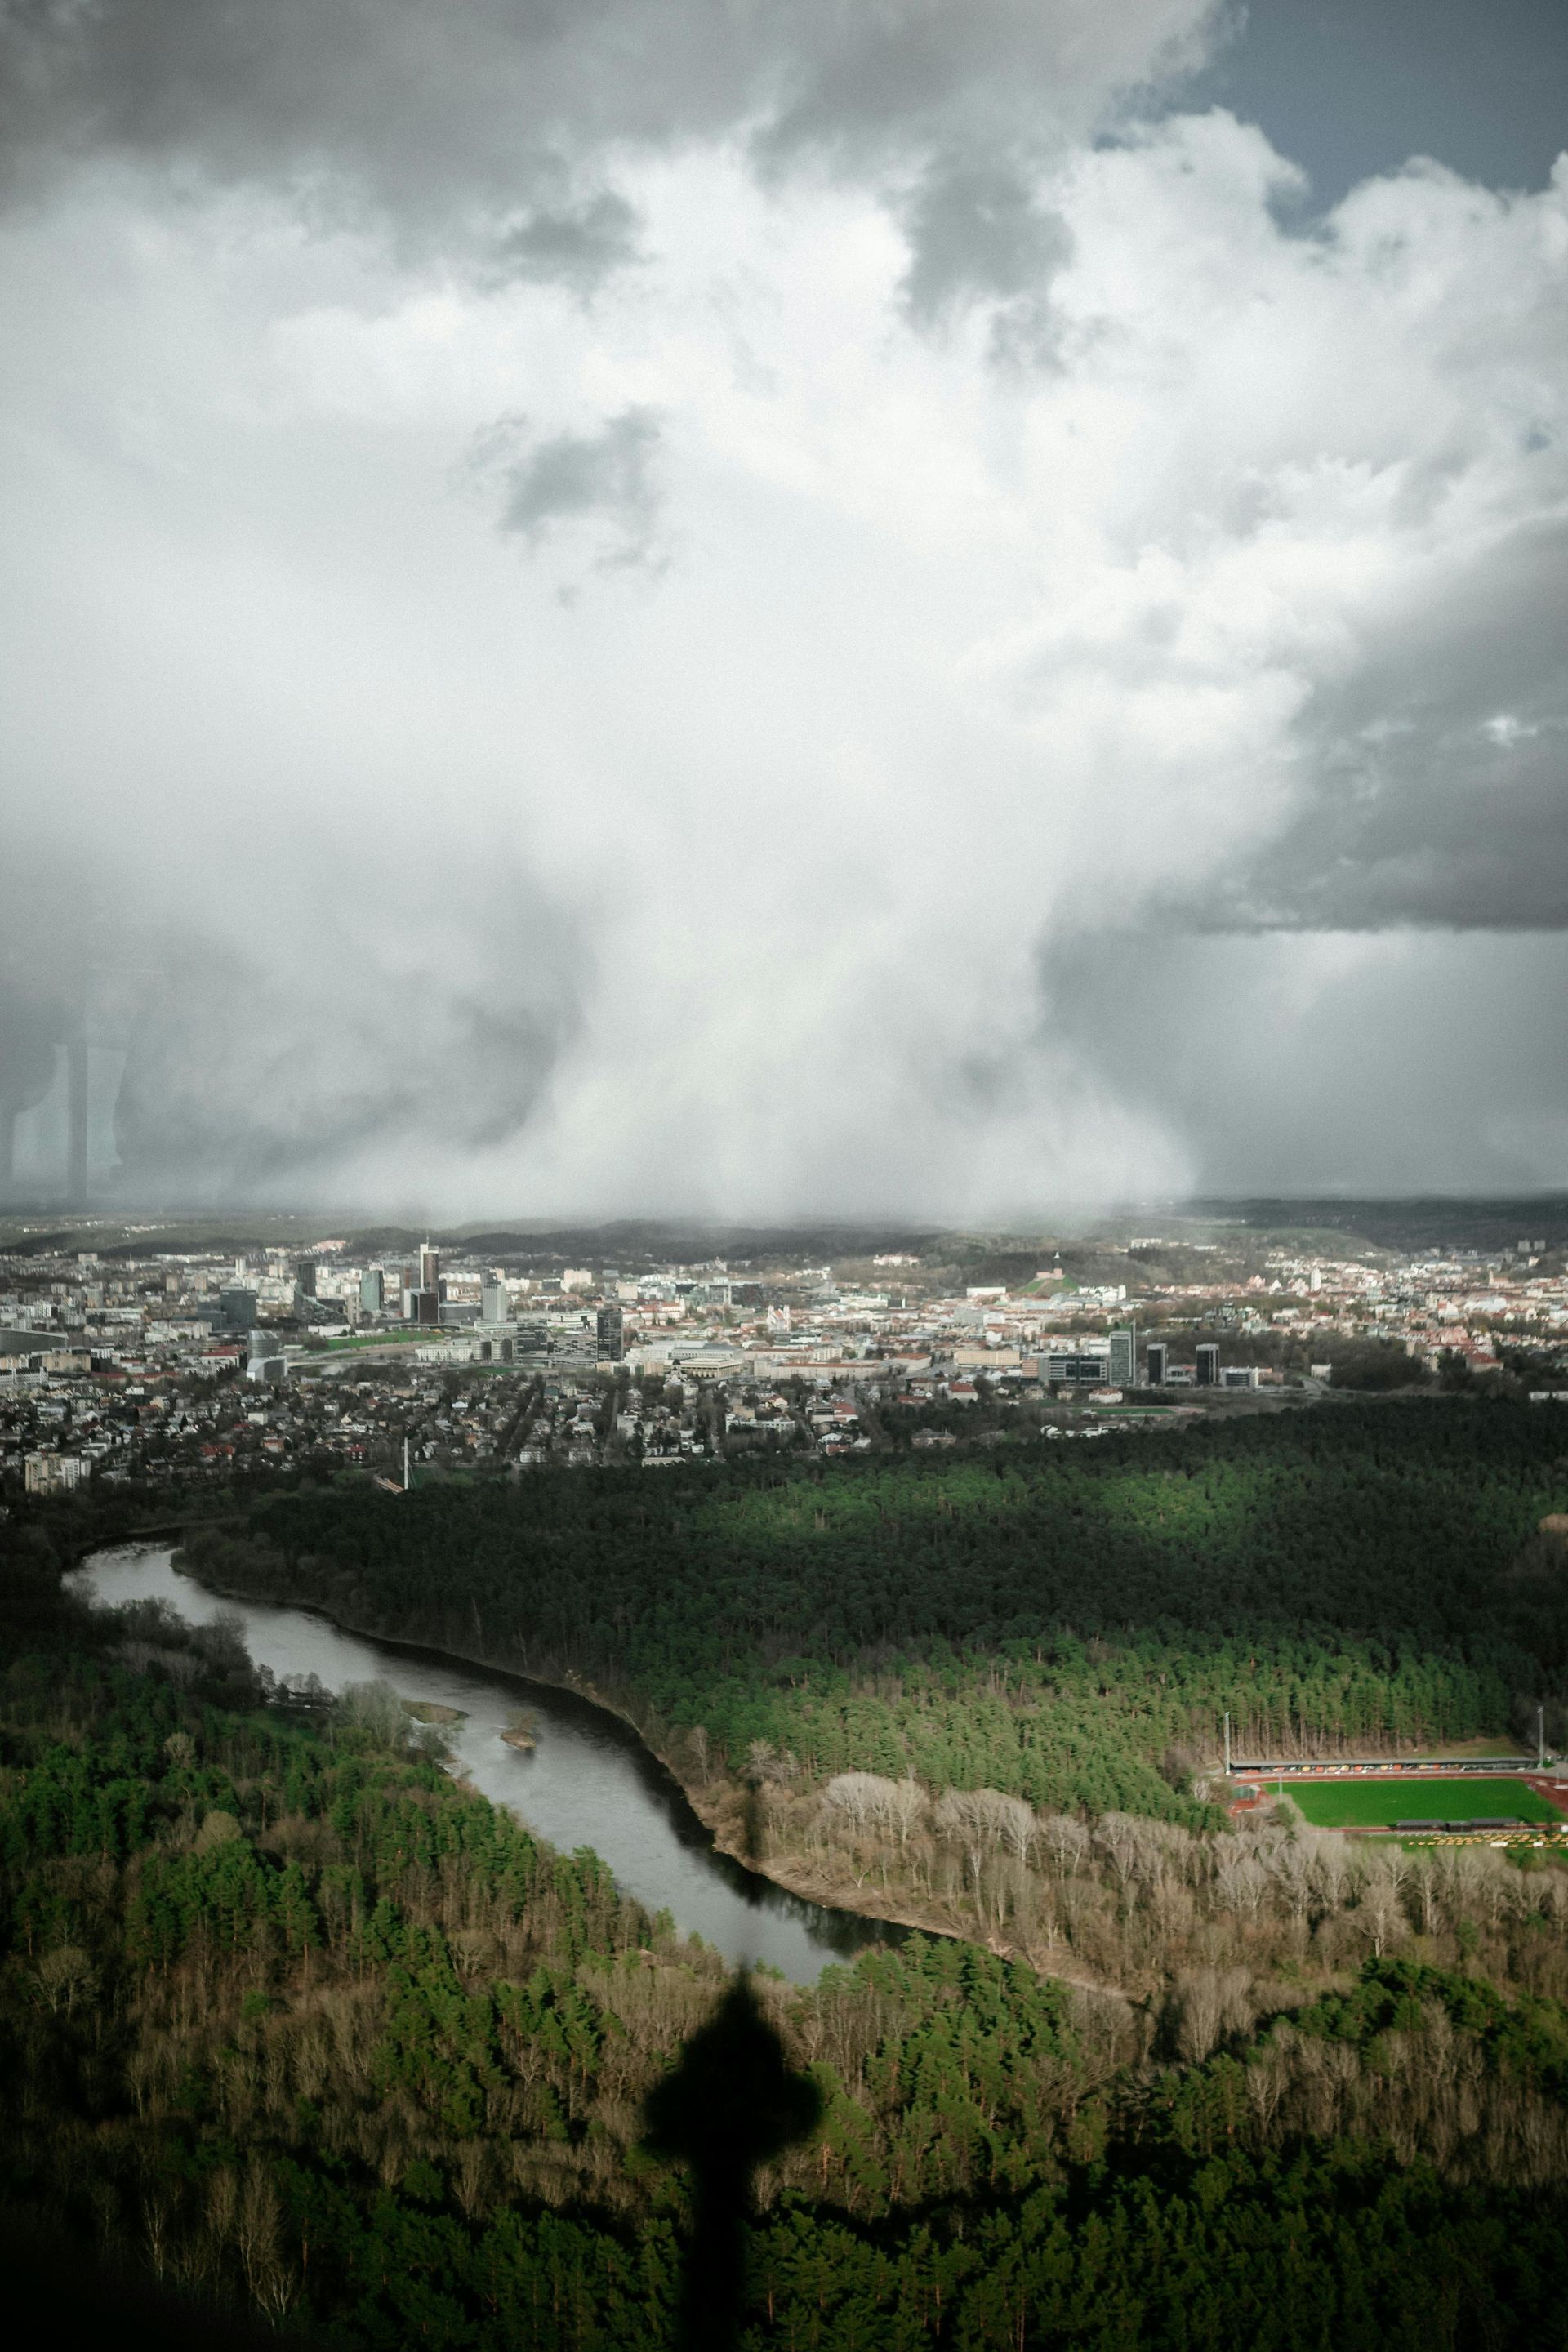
[2,0,1566,1217]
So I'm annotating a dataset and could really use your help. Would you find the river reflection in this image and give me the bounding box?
[68,1545,898,1983]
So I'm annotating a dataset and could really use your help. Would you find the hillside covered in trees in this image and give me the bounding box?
[7,1511,1568,2345]
[196,1401,1568,1829]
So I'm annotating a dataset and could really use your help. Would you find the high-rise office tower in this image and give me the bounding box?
[420,1242,441,1294]
[482,1276,510,1325]
[1146,1341,1168,1387]
[1108,1326,1137,1388]
[1196,1343,1220,1387]
[596,1305,626,1361]
[295,1260,317,1298]
[553,1318,598,1365]
[359,1269,385,1313]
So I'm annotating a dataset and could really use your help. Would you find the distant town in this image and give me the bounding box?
[5,1219,1568,1498]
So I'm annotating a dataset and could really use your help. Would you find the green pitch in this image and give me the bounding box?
[1285,1776,1558,1828]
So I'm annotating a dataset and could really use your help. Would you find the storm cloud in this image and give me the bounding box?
[1,2,1566,1212]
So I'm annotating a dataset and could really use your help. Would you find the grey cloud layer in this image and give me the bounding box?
[2,9,1566,1210]
[1167,517,1568,934]
[1040,929,1568,1194]
[0,0,1218,174]
[0,859,588,1204]
[116,951,580,1196]
[0,0,1218,292]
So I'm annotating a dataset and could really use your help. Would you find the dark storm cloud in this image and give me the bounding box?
[480,408,664,566]
[1171,519,1568,935]
[1036,926,1568,1194]
[0,0,1219,295]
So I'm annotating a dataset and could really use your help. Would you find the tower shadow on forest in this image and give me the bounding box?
[643,1973,822,2352]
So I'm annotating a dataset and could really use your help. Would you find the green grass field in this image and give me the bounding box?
[1285,1776,1558,1829]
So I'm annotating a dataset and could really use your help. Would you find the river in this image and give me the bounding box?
[67,1544,898,1983]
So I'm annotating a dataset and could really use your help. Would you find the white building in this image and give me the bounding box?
[24,1452,86,1494]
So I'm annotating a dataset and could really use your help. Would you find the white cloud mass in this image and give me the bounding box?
[1,0,1566,1214]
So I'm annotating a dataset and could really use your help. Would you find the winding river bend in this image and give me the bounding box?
[68,1545,898,1984]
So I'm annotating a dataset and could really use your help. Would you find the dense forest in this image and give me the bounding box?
[7,1517,1568,2345]
[191,1401,1568,1833]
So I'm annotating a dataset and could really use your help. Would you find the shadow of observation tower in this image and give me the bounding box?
[643,1973,822,2352]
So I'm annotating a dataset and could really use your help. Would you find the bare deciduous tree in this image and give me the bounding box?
[33,1944,96,2016]
[1040,1813,1089,1877]
[1172,1967,1257,2064]
[822,1771,889,1836]
[878,1776,927,1852]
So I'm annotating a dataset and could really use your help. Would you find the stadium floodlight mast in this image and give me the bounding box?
[1223,1710,1232,1777]
[1541,1703,1548,1772]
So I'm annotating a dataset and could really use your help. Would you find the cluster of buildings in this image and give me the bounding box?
[4,1225,1566,1495]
